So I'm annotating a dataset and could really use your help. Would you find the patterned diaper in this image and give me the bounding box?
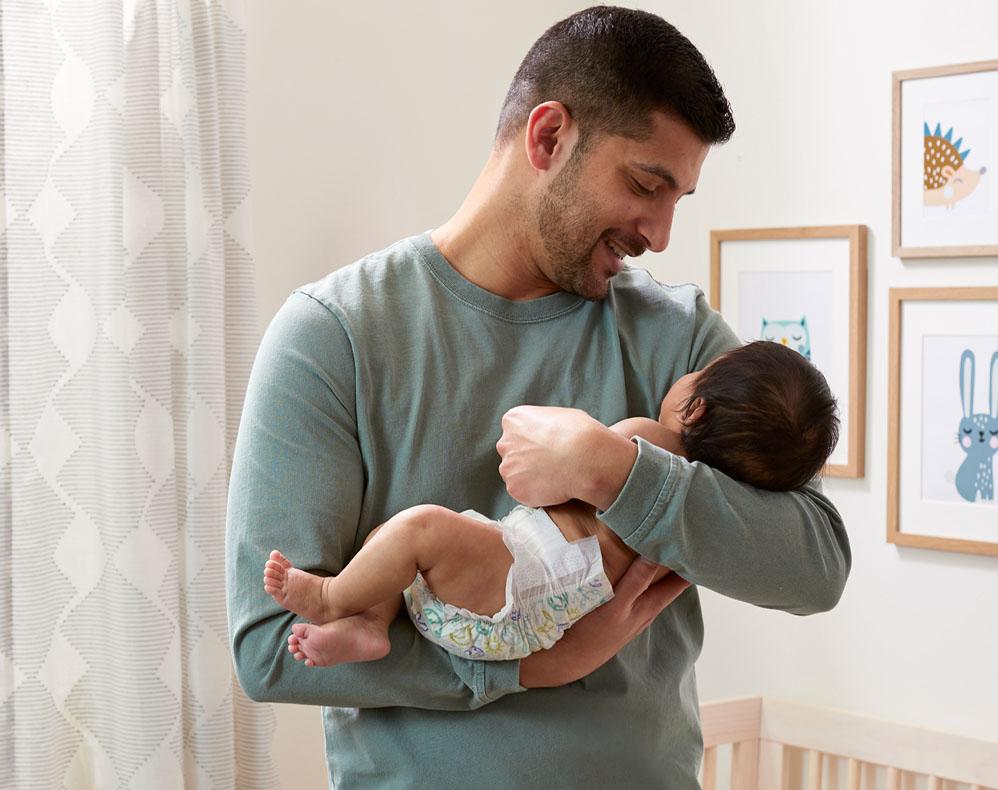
[403,505,614,661]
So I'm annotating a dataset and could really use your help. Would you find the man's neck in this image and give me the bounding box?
[431,152,561,302]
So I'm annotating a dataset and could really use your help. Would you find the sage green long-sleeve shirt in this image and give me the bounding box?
[226,232,850,788]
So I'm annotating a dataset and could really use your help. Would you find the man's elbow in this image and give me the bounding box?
[231,630,281,703]
[234,664,271,704]
[798,498,851,615]
[811,570,847,614]
[800,545,851,615]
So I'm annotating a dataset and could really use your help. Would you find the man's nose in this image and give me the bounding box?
[637,202,675,253]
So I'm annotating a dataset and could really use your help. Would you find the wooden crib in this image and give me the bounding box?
[699,697,998,790]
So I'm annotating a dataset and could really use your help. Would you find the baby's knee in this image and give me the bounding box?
[385,505,453,560]
[398,503,450,523]
[365,505,448,547]
[387,504,450,539]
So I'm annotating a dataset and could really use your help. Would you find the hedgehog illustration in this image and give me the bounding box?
[923,122,987,209]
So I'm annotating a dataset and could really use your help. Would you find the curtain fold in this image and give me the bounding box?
[0,1,275,787]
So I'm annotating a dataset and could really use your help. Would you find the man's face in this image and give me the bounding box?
[535,111,710,300]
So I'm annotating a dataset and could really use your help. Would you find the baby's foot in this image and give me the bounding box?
[263,550,333,624]
[288,615,391,667]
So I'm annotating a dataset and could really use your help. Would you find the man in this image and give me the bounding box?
[227,7,850,787]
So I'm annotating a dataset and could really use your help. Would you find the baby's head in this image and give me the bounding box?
[660,341,839,491]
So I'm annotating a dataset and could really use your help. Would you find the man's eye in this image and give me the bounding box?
[631,180,655,196]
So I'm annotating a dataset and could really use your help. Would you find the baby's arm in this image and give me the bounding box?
[609,416,680,455]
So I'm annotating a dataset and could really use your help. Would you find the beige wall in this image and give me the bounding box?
[245,2,998,786]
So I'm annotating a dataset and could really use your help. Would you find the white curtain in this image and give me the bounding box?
[0,1,276,788]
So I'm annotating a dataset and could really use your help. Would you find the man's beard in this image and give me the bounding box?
[536,155,610,301]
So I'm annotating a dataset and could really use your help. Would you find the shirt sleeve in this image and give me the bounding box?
[226,291,524,709]
[597,292,851,615]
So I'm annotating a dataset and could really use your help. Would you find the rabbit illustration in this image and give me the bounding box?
[954,349,998,502]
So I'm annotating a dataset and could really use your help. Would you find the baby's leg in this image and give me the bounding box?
[267,505,514,665]
[262,505,459,623]
[331,505,513,617]
[276,525,402,668]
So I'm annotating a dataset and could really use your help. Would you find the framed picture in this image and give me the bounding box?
[892,60,998,258]
[888,288,998,557]
[709,226,867,478]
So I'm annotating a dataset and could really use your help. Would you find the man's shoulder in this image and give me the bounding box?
[609,266,705,318]
[295,234,426,317]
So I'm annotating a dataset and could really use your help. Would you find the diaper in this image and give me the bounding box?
[403,505,614,661]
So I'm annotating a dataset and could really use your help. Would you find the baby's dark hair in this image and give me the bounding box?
[680,341,839,491]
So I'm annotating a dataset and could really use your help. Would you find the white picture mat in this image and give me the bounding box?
[718,237,851,467]
[900,70,998,248]
[899,300,998,543]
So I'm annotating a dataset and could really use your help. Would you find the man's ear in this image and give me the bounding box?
[523,101,578,174]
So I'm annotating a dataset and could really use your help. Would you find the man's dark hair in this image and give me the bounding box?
[495,6,735,151]
[680,341,839,491]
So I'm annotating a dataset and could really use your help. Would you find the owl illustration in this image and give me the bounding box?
[761,316,811,360]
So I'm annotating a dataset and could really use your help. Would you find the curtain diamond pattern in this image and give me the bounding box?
[0,1,277,787]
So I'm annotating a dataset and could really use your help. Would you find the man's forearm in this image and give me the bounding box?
[232,605,523,709]
[575,422,639,511]
[597,439,850,614]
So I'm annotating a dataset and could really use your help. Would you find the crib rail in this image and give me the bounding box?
[699,696,998,790]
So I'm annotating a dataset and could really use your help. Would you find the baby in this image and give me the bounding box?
[263,340,839,667]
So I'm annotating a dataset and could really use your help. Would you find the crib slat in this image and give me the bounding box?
[701,746,718,790]
[758,740,791,790]
[886,766,901,790]
[928,778,941,790]
[863,762,878,790]
[846,758,861,790]
[732,739,760,790]
[827,756,840,788]
[807,750,823,790]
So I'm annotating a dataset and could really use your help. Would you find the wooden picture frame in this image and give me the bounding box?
[892,60,998,258]
[710,226,867,478]
[888,287,998,557]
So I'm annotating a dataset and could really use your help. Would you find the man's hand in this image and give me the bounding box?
[519,558,691,687]
[496,405,638,509]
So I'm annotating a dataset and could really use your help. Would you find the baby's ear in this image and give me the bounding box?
[683,397,706,425]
